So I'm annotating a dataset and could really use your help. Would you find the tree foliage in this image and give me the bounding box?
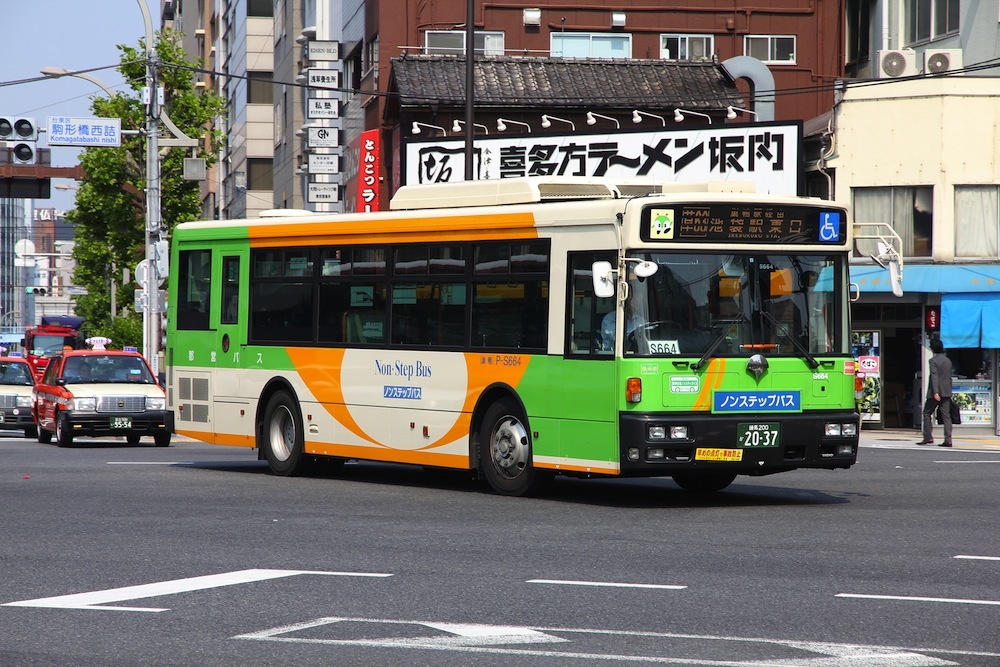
[67,29,226,347]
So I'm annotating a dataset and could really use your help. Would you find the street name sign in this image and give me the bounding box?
[46,117,121,147]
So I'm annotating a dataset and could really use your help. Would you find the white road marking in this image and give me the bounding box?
[3,568,392,612]
[527,579,686,590]
[235,617,964,665]
[935,460,1000,464]
[954,555,1000,561]
[837,593,1000,606]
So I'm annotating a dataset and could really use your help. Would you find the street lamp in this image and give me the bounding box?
[540,114,575,131]
[411,121,447,136]
[632,110,666,126]
[674,108,713,124]
[586,112,620,129]
[727,106,758,120]
[452,120,489,134]
[496,118,531,133]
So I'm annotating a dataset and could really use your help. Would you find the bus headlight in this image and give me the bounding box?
[825,422,858,437]
[146,397,165,411]
[670,425,689,440]
[71,397,98,411]
[648,425,666,440]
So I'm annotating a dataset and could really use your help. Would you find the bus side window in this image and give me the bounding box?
[567,252,615,355]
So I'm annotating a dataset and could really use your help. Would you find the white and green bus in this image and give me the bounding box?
[166,177,901,495]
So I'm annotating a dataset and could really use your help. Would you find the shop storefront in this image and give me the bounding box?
[851,264,1000,435]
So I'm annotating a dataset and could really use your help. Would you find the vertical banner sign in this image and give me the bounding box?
[358,129,381,213]
[851,330,882,425]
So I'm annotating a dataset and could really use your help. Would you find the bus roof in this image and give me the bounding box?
[389,176,757,211]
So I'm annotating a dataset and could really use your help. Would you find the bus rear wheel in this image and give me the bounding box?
[671,472,737,493]
[261,390,308,476]
[479,399,549,497]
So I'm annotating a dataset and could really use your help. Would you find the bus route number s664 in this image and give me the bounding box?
[648,340,680,354]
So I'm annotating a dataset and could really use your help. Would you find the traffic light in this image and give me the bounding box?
[0,116,37,165]
[24,287,47,296]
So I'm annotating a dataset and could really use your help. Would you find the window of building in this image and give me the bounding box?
[247,0,273,18]
[660,34,713,61]
[906,0,959,44]
[954,186,1000,258]
[852,186,934,258]
[744,35,796,64]
[424,30,504,56]
[247,72,273,105]
[247,158,273,191]
[551,32,631,59]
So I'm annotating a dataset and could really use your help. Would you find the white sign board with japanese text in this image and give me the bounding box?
[403,123,800,196]
[307,98,340,119]
[308,153,340,174]
[307,127,340,148]
[307,68,341,90]
[46,116,121,147]
[307,183,340,203]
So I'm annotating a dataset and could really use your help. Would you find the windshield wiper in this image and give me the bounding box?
[692,315,746,370]
[758,310,820,369]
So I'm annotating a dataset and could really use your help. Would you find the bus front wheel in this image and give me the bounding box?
[479,399,549,497]
[261,390,308,476]
[671,472,737,493]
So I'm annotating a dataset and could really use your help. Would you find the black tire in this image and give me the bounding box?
[153,431,171,447]
[38,426,52,444]
[478,399,549,496]
[25,425,37,439]
[671,472,737,493]
[56,414,73,448]
[126,434,141,445]
[260,390,308,476]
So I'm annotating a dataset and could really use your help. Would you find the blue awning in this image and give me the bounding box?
[941,293,1000,348]
[851,263,1000,293]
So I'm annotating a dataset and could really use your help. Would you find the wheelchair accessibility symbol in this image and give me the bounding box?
[819,211,841,242]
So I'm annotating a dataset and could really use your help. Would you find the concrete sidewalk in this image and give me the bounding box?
[862,427,1000,450]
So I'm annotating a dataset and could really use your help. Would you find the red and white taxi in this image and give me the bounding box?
[32,339,172,447]
[0,350,38,438]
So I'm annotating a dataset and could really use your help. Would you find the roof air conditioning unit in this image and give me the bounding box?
[924,49,963,75]
[877,49,917,79]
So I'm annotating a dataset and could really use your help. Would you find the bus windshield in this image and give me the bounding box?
[624,253,848,357]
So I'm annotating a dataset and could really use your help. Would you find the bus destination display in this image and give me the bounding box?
[642,204,846,245]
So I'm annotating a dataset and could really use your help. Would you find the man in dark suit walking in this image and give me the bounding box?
[919,338,953,447]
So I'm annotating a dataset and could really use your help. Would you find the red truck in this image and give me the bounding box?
[22,315,85,382]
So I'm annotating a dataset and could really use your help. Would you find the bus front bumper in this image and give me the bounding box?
[618,411,859,476]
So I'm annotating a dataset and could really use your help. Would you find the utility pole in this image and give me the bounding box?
[138,0,161,374]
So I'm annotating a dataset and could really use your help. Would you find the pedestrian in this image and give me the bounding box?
[919,338,953,447]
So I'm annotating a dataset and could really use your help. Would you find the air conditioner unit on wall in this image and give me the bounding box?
[877,49,917,78]
[924,49,963,75]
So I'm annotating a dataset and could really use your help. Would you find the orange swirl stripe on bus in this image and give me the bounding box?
[413,352,531,451]
[247,212,538,247]
[286,348,382,447]
[693,358,727,411]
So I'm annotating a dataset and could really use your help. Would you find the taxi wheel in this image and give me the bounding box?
[38,427,52,444]
[153,431,171,447]
[126,434,141,445]
[56,415,74,448]
[261,390,308,476]
[25,425,37,439]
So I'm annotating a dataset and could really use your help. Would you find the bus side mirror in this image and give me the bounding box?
[592,261,615,298]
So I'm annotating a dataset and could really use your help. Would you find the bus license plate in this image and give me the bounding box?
[110,417,132,429]
[738,423,780,448]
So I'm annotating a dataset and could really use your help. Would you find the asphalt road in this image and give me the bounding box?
[1,429,999,666]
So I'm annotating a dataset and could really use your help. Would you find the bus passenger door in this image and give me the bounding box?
[211,254,253,446]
